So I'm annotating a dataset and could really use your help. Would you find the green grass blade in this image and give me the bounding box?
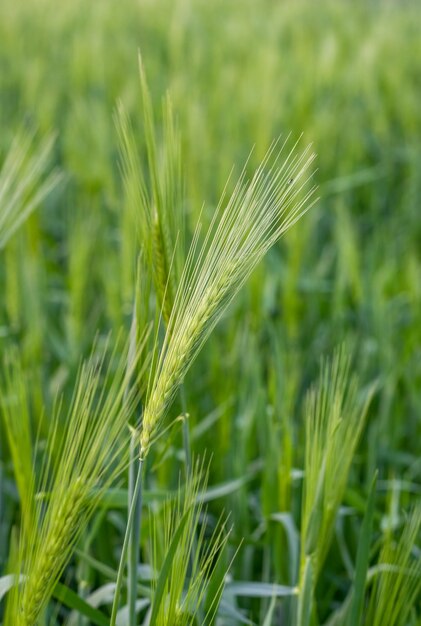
[225,582,297,598]
[0,574,23,602]
[348,472,378,626]
[53,583,109,626]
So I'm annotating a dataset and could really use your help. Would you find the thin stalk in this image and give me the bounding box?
[128,433,143,626]
[179,382,205,625]
[124,296,143,626]
[0,440,4,566]
[295,556,313,626]
[110,458,144,626]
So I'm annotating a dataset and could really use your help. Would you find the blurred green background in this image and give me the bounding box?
[0,0,420,621]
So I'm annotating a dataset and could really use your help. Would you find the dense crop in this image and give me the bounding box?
[0,0,420,625]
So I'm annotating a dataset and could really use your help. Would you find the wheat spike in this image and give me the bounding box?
[140,139,316,458]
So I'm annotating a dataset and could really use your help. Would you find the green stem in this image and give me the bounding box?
[128,434,143,626]
[296,556,314,626]
[110,458,144,626]
[179,383,205,624]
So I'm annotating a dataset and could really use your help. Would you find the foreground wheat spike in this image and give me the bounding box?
[6,339,144,626]
[140,139,316,458]
[0,128,61,248]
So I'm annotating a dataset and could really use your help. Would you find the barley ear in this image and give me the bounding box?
[140,138,316,458]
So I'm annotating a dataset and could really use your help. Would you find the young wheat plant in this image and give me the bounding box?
[148,459,230,626]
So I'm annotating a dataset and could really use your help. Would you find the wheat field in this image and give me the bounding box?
[0,0,420,624]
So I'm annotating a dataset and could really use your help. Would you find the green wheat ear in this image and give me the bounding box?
[139,138,316,459]
[117,57,184,328]
[0,128,62,248]
[295,348,375,624]
[301,348,374,574]
[4,334,148,626]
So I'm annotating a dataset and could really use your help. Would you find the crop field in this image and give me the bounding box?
[0,0,420,624]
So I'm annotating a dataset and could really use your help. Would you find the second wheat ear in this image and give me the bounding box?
[6,337,148,626]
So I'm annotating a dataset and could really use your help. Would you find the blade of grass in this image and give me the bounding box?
[348,472,378,626]
[52,583,109,626]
